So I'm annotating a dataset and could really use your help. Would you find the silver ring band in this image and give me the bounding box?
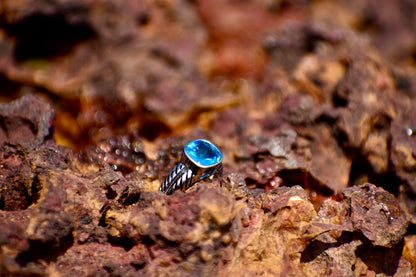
[160,163,193,195]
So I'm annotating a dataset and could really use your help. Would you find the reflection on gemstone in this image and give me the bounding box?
[184,139,223,168]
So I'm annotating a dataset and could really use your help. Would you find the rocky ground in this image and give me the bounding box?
[0,0,416,276]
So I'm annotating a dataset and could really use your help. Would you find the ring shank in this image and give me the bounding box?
[160,163,194,195]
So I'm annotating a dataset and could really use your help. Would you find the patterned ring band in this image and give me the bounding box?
[160,139,223,195]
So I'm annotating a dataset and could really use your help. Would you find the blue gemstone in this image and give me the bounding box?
[184,139,223,168]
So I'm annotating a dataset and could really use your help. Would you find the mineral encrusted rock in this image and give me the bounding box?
[0,95,413,276]
[1,0,416,276]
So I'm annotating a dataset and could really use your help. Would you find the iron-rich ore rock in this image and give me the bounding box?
[343,183,409,247]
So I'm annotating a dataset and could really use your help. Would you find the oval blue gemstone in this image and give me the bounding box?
[184,139,223,168]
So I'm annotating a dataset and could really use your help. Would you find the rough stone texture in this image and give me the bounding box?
[0,0,416,276]
[0,95,55,150]
[343,183,409,247]
[391,100,416,197]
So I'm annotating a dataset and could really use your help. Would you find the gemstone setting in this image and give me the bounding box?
[184,139,223,168]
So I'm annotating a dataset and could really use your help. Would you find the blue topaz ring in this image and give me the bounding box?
[160,139,223,195]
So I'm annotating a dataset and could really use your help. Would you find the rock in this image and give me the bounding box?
[236,125,350,194]
[221,172,251,200]
[0,95,55,150]
[0,145,34,210]
[343,183,409,247]
[391,101,416,194]
[104,185,240,275]
[0,0,415,275]
[302,239,362,277]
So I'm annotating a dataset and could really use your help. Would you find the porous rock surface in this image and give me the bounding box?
[1,0,416,276]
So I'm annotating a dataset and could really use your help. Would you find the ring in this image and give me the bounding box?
[160,139,223,195]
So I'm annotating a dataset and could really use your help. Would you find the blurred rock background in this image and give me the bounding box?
[0,0,416,276]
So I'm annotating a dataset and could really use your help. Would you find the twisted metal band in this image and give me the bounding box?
[160,156,223,195]
[160,163,193,195]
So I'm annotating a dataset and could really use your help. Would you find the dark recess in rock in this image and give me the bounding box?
[2,13,96,62]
